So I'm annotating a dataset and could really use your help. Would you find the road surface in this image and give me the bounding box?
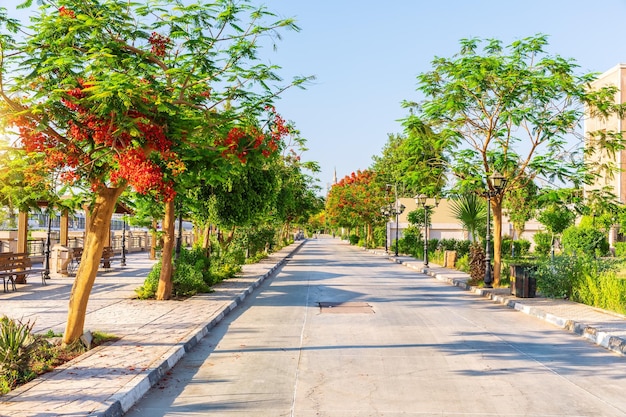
[126,238,626,416]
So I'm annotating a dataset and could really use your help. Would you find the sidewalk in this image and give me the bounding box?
[386,253,626,357]
[0,242,304,417]
[1,241,626,416]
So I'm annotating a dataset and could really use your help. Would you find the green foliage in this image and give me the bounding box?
[533,255,624,313]
[533,232,552,256]
[397,227,420,256]
[0,316,39,390]
[501,236,531,257]
[349,234,360,245]
[135,262,161,299]
[136,248,212,299]
[537,204,576,236]
[455,254,470,273]
[448,194,487,242]
[171,263,209,298]
[561,226,609,257]
[533,255,582,299]
[614,242,626,257]
[575,269,626,315]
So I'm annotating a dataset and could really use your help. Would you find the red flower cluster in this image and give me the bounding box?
[148,32,170,58]
[58,6,76,19]
[110,149,176,201]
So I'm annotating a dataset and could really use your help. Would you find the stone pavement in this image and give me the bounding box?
[1,240,626,417]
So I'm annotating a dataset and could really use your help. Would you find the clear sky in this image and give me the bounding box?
[257,0,626,193]
[5,0,626,195]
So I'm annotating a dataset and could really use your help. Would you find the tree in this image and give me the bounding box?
[325,170,386,245]
[0,0,306,344]
[537,203,576,258]
[449,194,487,242]
[503,178,539,241]
[405,34,624,286]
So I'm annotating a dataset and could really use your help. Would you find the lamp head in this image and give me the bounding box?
[490,171,507,192]
[415,194,427,206]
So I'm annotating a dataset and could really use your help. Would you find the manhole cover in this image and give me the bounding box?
[318,301,374,314]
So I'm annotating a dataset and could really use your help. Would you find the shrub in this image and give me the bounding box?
[562,226,609,257]
[172,263,209,298]
[0,316,40,390]
[455,240,471,258]
[615,242,626,258]
[533,232,552,256]
[135,248,212,299]
[502,236,531,257]
[456,254,470,273]
[533,255,581,299]
[349,234,360,245]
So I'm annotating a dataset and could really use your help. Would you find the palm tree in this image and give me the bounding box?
[449,194,487,242]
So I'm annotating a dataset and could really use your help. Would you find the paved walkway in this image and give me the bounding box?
[1,240,626,416]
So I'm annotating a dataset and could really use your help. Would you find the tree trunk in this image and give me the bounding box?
[492,198,503,287]
[156,199,175,300]
[63,186,125,345]
[150,219,158,260]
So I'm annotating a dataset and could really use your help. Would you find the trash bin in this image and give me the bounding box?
[510,264,536,298]
[51,244,70,275]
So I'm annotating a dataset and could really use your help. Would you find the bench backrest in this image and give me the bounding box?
[0,253,32,271]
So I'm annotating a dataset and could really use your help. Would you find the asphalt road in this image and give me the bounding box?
[125,238,626,417]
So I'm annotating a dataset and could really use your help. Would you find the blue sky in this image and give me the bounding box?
[258,0,626,192]
[5,1,626,194]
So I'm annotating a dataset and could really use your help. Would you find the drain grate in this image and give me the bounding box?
[318,301,374,314]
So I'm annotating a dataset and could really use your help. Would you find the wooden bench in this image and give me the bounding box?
[0,252,46,292]
[67,247,116,274]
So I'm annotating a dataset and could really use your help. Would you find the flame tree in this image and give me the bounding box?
[0,0,307,344]
[326,170,386,245]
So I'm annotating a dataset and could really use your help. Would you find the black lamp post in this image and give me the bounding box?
[121,217,127,267]
[380,206,391,253]
[484,172,507,288]
[416,194,440,272]
[385,184,405,257]
[391,202,406,256]
[43,208,52,281]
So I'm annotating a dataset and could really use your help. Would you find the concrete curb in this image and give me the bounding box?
[97,240,305,417]
[389,255,626,358]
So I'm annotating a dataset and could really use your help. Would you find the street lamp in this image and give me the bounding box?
[121,217,127,267]
[380,205,391,253]
[415,194,440,272]
[484,171,507,288]
[392,202,406,256]
[43,208,52,281]
[385,184,405,257]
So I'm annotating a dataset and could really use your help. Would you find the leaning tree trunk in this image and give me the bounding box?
[63,186,125,345]
[156,199,176,300]
[492,198,503,287]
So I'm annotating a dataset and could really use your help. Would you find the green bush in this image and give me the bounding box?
[533,255,620,303]
[533,255,581,299]
[615,242,626,257]
[349,234,360,245]
[533,232,552,256]
[398,227,420,256]
[502,236,531,257]
[562,226,609,257]
[456,254,470,273]
[135,247,213,299]
[454,240,471,258]
[172,263,209,298]
[0,316,39,390]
